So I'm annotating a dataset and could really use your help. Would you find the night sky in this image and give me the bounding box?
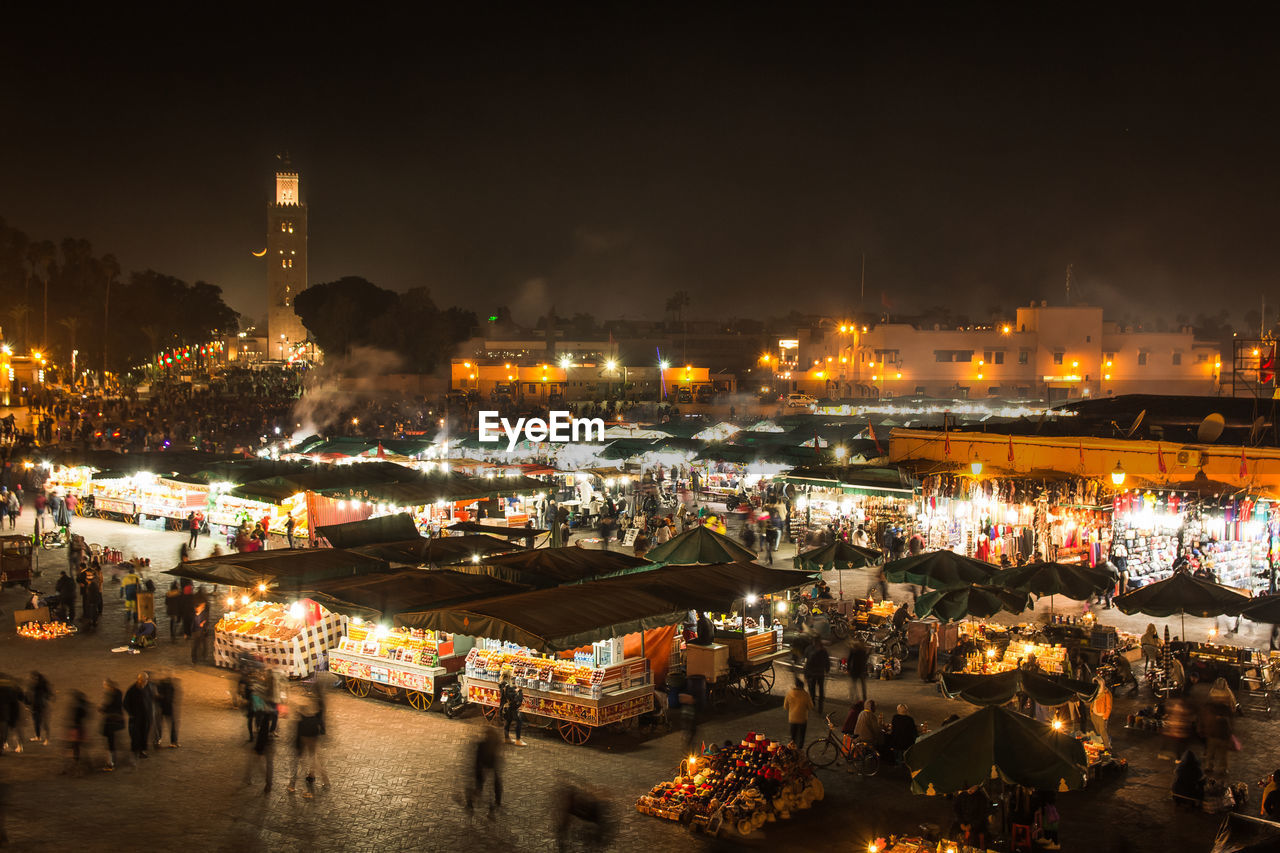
[3,8,1277,326]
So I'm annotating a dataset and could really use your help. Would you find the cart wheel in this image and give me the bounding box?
[758,664,775,692]
[744,674,770,705]
[558,721,592,745]
[407,691,433,712]
[805,737,838,768]
[345,677,370,698]
[480,705,500,723]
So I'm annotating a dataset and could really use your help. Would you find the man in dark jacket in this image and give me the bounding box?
[804,639,830,713]
[154,673,179,748]
[190,601,210,665]
[55,572,76,623]
[122,672,152,760]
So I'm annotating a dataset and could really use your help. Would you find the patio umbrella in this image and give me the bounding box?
[940,669,1099,708]
[884,550,999,590]
[1238,594,1280,625]
[642,524,756,566]
[794,540,883,597]
[1114,571,1252,639]
[904,705,1089,795]
[992,560,1117,616]
[914,584,1030,622]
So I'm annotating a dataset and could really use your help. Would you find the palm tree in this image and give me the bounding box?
[665,290,691,326]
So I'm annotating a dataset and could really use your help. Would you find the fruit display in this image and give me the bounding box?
[340,624,452,668]
[212,599,346,678]
[636,732,822,837]
[17,621,77,639]
[465,648,602,691]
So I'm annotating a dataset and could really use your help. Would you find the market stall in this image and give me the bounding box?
[329,622,470,711]
[213,598,347,678]
[636,731,823,838]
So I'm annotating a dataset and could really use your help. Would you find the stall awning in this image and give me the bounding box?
[593,561,815,612]
[317,513,419,548]
[446,521,548,539]
[295,569,528,619]
[451,546,651,587]
[775,464,917,495]
[395,585,686,652]
[166,549,389,589]
[349,534,519,567]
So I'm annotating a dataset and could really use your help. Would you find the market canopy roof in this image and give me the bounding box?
[991,561,1117,601]
[447,521,548,540]
[794,540,882,571]
[1210,813,1280,853]
[594,561,815,612]
[452,546,651,587]
[643,524,757,566]
[884,550,1000,589]
[775,465,916,495]
[914,583,1030,622]
[349,534,519,567]
[296,569,528,618]
[167,549,389,590]
[1114,571,1252,619]
[903,705,1089,795]
[394,585,687,652]
[940,669,1099,708]
[318,513,419,548]
[1240,595,1280,625]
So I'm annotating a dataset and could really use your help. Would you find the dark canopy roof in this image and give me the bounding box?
[167,549,388,589]
[451,546,650,587]
[447,521,548,539]
[296,569,527,619]
[594,561,815,612]
[318,514,419,548]
[348,534,519,567]
[643,524,757,565]
[395,585,686,652]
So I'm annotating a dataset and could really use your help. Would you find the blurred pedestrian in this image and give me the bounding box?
[847,637,870,702]
[804,638,829,712]
[1090,677,1113,750]
[123,672,151,761]
[287,698,329,798]
[190,600,210,665]
[0,673,25,753]
[26,672,53,746]
[165,581,182,640]
[501,677,526,747]
[63,690,90,775]
[465,727,503,816]
[83,573,102,630]
[243,707,276,794]
[99,679,124,770]
[154,671,179,748]
[783,677,813,746]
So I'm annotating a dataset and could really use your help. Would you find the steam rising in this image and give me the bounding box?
[292,346,405,439]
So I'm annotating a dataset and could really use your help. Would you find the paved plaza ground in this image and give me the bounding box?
[0,509,1277,851]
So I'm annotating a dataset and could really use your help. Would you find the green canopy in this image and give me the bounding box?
[593,561,815,612]
[295,569,527,619]
[394,585,686,652]
[992,561,1116,601]
[348,535,518,567]
[904,705,1089,795]
[451,547,651,587]
[884,550,1000,589]
[1114,572,1251,619]
[643,524,756,566]
[166,549,388,590]
[794,540,882,571]
[1241,595,1280,625]
[914,584,1030,622]
[940,669,1099,708]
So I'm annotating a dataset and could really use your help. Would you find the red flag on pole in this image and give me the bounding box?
[1007,435,1015,463]
[868,421,883,455]
[1157,443,1167,474]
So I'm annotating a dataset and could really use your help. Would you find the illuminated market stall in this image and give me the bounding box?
[214,597,347,678]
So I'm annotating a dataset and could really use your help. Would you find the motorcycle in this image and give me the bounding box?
[440,681,468,719]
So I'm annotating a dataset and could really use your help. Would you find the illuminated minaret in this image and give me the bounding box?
[266,162,308,357]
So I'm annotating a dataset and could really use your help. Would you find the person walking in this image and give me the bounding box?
[64,690,90,776]
[99,679,124,770]
[84,572,103,630]
[1090,678,1113,750]
[847,637,870,702]
[243,703,276,794]
[804,638,830,713]
[154,672,179,748]
[123,672,152,762]
[190,600,210,665]
[26,672,53,746]
[55,571,76,623]
[0,673,25,754]
[164,581,182,640]
[120,565,140,625]
[1203,698,1235,777]
[287,698,330,797]
[187,511,200,549]
[465,727,503,816]
[783,677,814,747]
[1140,624,1161,673]
[285,514,296,549]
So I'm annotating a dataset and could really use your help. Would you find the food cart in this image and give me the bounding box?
[214,598,346,678]
[685,620,786,705]
[0,535,34,588]
[461,641,654,744]
[329,622,471,711]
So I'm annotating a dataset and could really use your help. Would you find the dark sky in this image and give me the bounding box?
[3,7,1277,327]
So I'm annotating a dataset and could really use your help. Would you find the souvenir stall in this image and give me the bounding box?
[958,635,1069,675]
[918,474,1112,566]
[776,467,918,548]
[462,642,654,743]
[329,621,471,711]
[210,491,303,538]
[213,598,346,678]
[136,475,209,526]
[1113,488,1277,593]
[636,732,822,839]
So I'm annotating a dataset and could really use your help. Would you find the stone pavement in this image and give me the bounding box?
[0,512,1276,851]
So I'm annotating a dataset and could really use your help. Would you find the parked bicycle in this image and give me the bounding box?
[806,714,880,776]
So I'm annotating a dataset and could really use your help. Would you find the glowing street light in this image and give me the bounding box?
[1111,460,1126,487]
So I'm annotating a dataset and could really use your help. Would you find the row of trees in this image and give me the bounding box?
[0,217,240,375]
[293,276,476,373]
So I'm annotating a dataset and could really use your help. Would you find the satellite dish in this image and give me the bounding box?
[1124,410,1146,438]
[1196,413,1226,444]
[1250,416,1266,446]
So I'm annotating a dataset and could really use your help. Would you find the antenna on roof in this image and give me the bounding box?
[1124,410,1146,438]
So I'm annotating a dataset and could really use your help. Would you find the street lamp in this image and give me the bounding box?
[1110,460,1126,487]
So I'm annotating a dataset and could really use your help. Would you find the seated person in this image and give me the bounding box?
[1172,749,1206,802]
[129,618,158,649]
[887,703,919,762]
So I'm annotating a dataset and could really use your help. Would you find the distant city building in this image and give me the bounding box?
[773,302,1222,401]
[266,163,308,356]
